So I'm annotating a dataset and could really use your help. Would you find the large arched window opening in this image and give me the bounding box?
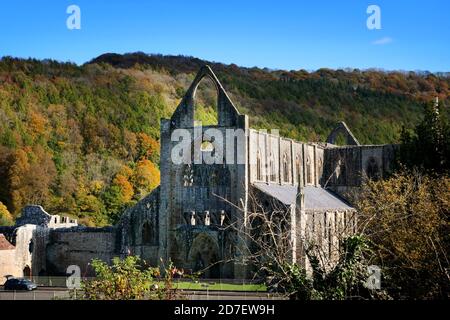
[193,76,218,126]
[326,122,360,146]
[142,221,154,245]
[332,131,348,146]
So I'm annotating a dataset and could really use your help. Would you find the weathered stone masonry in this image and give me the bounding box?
[0,66,397,282]
[118,65,397,278]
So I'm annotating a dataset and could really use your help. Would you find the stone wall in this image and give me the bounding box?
[15,206,51,227]
[0,234,16,284]
[302,209,357,272]
[45,227,116,276]
[119,187,160,265]
[248,129,324,187]
[1,223,116,281]
[0,224,49,284]
[15,205,77,228]
[322,144,398,201]
[158,65,249,279]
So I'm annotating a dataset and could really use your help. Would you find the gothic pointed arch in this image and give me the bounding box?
[326,122,360,146]
[170,65,242,128]
[188,233,220,278]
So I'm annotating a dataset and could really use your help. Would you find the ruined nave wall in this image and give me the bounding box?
[248,129,324,187]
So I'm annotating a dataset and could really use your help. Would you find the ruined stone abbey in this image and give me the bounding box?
[0,66,397,282]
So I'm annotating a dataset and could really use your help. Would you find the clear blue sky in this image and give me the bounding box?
[0,0,448,71]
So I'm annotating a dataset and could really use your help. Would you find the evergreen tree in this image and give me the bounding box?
[400,98,449,173]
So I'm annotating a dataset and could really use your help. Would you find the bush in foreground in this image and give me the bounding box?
[77,256,185,300]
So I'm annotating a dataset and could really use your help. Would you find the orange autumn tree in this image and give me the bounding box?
[133,159,160,198]
[8,146,56,215]
[136,132,159,162]
[113,166,134,203]
[101,165,135,224]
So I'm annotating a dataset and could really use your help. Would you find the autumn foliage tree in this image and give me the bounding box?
[357,171,450,299]
[133,159,160,198]
[8,146,56,215]
[136,133,159,163]
[0,201,13,226]
[356,99,450,299]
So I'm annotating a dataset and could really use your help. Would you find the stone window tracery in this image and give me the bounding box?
[183,164,194,186]
[256,150,262,181]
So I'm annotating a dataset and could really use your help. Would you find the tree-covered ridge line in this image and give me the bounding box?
[0,54,448,226]
[89,52,449,143]
[0,57,166,226]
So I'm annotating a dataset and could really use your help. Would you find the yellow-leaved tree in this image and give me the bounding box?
[0,201,13,225]
[357,171,450,299]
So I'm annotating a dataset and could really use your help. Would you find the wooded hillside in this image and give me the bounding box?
[0,53,448,225]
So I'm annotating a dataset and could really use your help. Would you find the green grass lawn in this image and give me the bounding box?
[33,276,267,292]
[170,281,267,292]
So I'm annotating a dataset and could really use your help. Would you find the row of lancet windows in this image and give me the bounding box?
[256,151,314,184]
[186,210,227,227]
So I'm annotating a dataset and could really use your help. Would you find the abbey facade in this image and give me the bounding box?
[0,66,397,282]
[118,65,397,279]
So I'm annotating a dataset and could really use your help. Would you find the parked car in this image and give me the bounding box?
[4,278,37,291]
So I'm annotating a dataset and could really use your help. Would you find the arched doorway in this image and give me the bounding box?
[188,233,220,278]
[23,266,31,279]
